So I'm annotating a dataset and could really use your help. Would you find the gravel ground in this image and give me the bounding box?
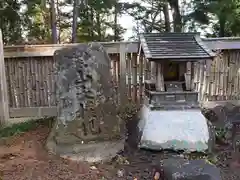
[0,114,240,180]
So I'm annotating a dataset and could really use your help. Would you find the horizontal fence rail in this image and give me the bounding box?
[4,42,139,58]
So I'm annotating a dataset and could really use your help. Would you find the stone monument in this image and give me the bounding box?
[46,42,125,162]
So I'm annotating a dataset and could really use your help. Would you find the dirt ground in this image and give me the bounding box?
[0,124,111,180]
[0,119,240,180]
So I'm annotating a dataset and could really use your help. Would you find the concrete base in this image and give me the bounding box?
[138,105,210,152]
[46,139,124,163]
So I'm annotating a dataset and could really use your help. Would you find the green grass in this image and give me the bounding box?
[0,117,55,138]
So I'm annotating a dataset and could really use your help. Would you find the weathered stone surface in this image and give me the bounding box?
[202,102,240,140]
[162,158,222,180]
[202,102,240,128]
[46,42,125,162]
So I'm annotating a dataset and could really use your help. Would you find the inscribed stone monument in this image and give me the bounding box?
[46,42,125,162]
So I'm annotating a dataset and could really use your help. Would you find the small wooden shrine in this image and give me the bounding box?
[139,33,216,108]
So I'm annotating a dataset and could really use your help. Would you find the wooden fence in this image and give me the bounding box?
[2,42,141,120]
[1,34,240,123]
[190,50,240,102]
[203,50,240,101]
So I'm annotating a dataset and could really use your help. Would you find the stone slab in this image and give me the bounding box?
[162,158,222,180]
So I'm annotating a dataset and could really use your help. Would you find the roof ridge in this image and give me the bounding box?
[194,34,215,57]
[140,32,199,34]
[140,32,200,38]
[202,37,240,41]
[139,34,152,58]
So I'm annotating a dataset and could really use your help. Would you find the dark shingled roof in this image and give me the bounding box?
[140,33,215,60]
[202,37,240,50]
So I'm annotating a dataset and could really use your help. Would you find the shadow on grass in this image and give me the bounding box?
[0,117,55,138]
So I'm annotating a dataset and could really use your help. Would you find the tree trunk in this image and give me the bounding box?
[56,0,61,43]
[114,3,118,41]
[87,7,94,40]
[72,0,79,43]
[96,13,101,41]
[168,0,182,32]
[163,2,171,32]
[46,43,125,163]
[218,15,226,37]
[50,0,58,44]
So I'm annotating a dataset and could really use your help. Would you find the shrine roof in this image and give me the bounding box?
[139,32,215,60]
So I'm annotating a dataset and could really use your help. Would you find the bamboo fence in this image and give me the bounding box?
[192,50,240,102]
[1,42,240,119]
[2,42,142,118]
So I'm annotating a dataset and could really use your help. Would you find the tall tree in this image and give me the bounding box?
[0,0,126,44]
[123,0,169,36]
[0,0,23,44]
[168,0,182,32]
[163,2,171,32]
[187,0,240,37]
[113,2,119,41]
[50,0,58,43]
[76,0,125,42]
[22,0,51,44]
[111,0,126,41]
[72,0,79,43]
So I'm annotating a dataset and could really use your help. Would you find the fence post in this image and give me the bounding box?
[0,29,9,125]
[119,43,127,104]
